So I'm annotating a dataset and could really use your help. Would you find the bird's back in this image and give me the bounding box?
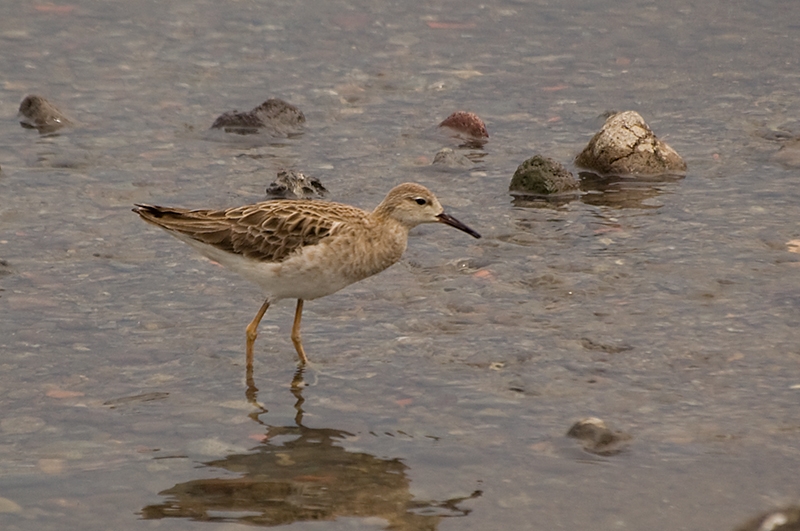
[134,199,409,301]
[135,200,369,263]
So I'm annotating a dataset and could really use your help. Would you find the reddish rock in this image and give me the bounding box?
[439,111,488,138]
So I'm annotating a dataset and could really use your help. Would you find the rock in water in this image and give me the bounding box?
[431,147,472,169]
[18,94,73,133]
[266,170,328,199]
[509,155,579,195]
[575,111,686,175]
[566,417,631,456]
[438,111,489,139]
[211,98,305,136]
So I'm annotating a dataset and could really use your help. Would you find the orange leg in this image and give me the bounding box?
[291,299,309,365]
[245,299,271,368]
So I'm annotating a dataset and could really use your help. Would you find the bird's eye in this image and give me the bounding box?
[414,197,427,205]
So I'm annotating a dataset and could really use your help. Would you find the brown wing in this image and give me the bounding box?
[134,200,360,262]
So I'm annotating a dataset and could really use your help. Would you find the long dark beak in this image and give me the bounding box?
[437,213,481,239]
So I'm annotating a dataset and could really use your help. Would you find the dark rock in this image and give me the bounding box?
[566,417,631,456]
[211,98,305,136]
[575,111,686,175]
[266,170,328,199]
[733,506,800,531]
[439,111,488,138]
[18,94,73,133]
[509,155,579,195]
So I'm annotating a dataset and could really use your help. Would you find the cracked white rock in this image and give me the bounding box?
[575,111,686,175]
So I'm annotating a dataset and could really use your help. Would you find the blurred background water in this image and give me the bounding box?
[1,0,800,530]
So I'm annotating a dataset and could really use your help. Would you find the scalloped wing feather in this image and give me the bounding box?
[135,201,367,263]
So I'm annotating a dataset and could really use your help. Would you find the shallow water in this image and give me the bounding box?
[2,0,800,530]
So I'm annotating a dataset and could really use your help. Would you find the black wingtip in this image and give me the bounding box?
[133,204,164,218]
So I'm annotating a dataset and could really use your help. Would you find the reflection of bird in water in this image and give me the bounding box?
[141,377,481,529]
[134,183,480,371]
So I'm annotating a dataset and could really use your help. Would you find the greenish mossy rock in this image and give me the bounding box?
[509,155,578,195]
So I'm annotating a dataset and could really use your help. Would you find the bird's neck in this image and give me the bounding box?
[351,213,408,277]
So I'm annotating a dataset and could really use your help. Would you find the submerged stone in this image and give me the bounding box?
[431,147,472,168]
